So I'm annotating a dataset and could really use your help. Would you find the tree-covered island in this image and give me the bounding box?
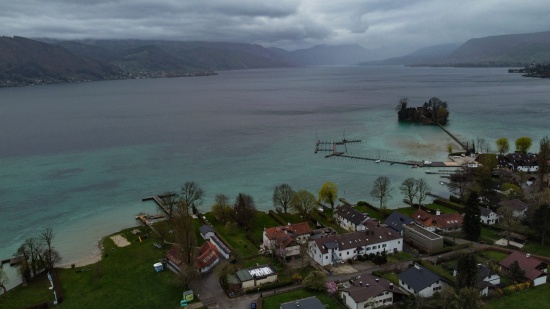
[395,97,449,125]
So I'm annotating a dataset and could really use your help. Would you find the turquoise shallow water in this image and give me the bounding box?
[0,66,548,289]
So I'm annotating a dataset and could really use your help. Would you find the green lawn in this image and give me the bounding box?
[484,284,550,309]
[480,227,500,244]
[355,205,383,220]
[521,242,550,257]
[1,228,183,309]
[262,289,344,309]
[424,203,459,214]
[249,211,282,244]
[204,213,258,258]
[278,212,306,225]
[395,207,417,217]
[311,211,346,233]
[480,250,509,263]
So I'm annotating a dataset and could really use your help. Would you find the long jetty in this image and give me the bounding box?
[142,194,175,218]
[437,124,467,150]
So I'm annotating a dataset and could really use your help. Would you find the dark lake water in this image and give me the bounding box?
[0,65,548,288]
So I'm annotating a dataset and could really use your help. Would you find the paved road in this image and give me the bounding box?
[190,238,491,308]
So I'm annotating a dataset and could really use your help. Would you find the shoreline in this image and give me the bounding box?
[58,236,105,269]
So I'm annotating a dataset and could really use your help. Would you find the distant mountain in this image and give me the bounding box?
[270,44,374,66]
[58,40,290,72]
[415,31,550,67]
[0,36,122,87]
[439,31,550,66]
[362,44,460,66]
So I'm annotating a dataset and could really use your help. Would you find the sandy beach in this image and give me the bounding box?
[59,253,102,269]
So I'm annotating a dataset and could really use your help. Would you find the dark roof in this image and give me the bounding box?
[479,207,496,217]
[334,204,369,226]
[343,274,405,303]
[199,225,215,236]
[498,199,528,212]
[384,211,414,233]
[314,221,401,253]
[398,264,447,291]
[476,264,498,283]
[280,296,325,309]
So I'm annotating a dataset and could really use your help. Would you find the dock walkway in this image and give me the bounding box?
[142,194,175,218]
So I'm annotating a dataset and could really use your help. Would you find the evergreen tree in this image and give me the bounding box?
[456,252,478,289]
[463,192,481,241]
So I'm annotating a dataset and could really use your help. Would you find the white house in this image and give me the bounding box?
[398,264,451,298]
[310,220,402,266]
[479,207,499,225]
[453,264,500,297]
[341,274,407,309]
[334,204,369,231]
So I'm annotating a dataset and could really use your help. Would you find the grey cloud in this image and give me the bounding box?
[1,0,549,54]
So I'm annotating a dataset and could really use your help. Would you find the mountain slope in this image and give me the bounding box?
[0,36,122,86]
[271,44,373,65]
[429,31,550,66]
[363,43,460,66]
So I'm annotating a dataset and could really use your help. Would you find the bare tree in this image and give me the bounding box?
[370,176,393,209]
[40,228,62,270]
[273,184,295,213]
[416,178,431,206]
[173,207,197,265]
[400,178,418,205]
[174,264,200,289]
[160,191,178,218]
[476,137,487,154]
[498,203,519,247]
[447,168,473,198]
[180,181,205,213]
[539,136,550,191]
[211,193,233,222]
[0,268,8,294]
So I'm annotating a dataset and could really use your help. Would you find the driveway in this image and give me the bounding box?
[189,271,261,309]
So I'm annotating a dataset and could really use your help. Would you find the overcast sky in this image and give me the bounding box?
[2,0,549,55]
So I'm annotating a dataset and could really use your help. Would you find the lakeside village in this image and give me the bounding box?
[2,99,550,309]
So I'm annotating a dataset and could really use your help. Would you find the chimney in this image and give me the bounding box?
[359,281,363,286]
[366,283,369,287]
[390,283,394,290]
[375,278,379,282]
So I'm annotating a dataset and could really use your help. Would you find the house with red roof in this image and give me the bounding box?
[499,251,548,286]
[195,241,221,273]
[262,222,312,258]
[411,209,463,233]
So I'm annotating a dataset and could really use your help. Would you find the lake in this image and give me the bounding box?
[0,65,548,289]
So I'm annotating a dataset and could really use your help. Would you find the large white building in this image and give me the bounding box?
[334,204,369,231]
[309,220,402,266]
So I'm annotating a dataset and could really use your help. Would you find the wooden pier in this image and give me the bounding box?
[142,194,175,218]
[315,137,362,153]
[1,256,22,267]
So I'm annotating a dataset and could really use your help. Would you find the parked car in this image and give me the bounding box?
[251,302,257,309]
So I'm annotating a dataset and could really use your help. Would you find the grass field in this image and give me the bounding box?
[424,203,459,214]
[262,289,344,309]
[204,213,258,258]
[1,228,184,309]
[484,284,550,309]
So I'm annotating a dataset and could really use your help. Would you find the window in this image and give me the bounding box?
[339,253,342,256]
[382,244,386,248]
[325,256,328,259]
[398,241,401,244]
